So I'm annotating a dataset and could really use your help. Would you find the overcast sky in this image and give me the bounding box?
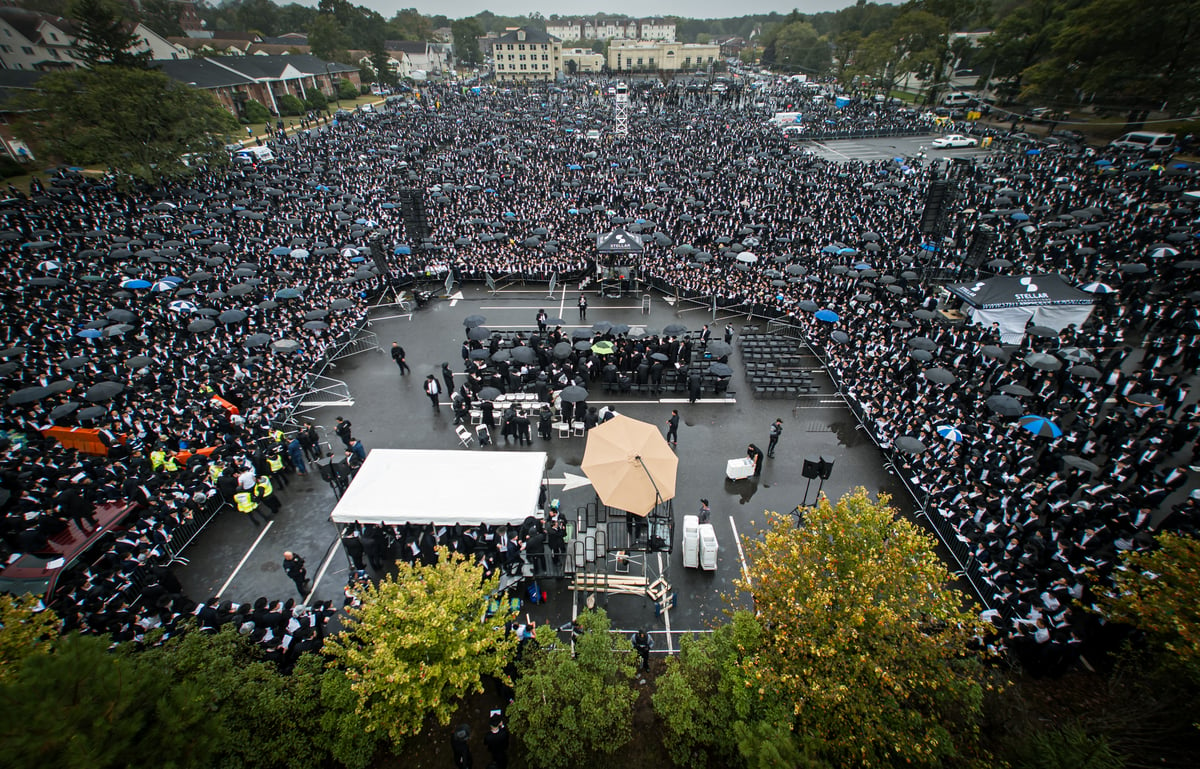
[309,1,883,22]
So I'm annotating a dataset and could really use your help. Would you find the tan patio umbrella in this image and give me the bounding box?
[581,414,677,517]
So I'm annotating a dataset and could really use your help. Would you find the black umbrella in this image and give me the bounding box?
[187,318,216,334]
[84,381,124,402]
[909,349,934,362]
[7,386,50,405]
[553,342,572,359]
[60,356,90,370]
[1069,364,1101,380]
[219,310,248,325]
[830,330,851,344]
[571,329,592,340]
[923,368,957,385]
[478,386,502,401]
[650,352,670,362]
[1001,384,1034,397]
[560,385,589,402]
[491,349,512,362]
[510,347,537,364]
[467,326,492,341]
[573,340,592,351]
[125,355,153,369]
[912,309,938,321]
[592,320,613,332]
[709,362,734,377]
[271,339,301,353]
[244,333,271,349]
[77,405,108,421]
[706,340,733,357]
[1026,325,1058,338]
[907,336,937,351]
[1127,392,1163,407]
[463,315,487,328]
[663,323,688,336]
[303,320,329,331]
[986,395,1024,417]
[1063,455,1100,474]
[469,348,491,361]
[981,345,1010,362]
[304,309,329,321]
[0,346,26,359]
[894,436,927,455]
[1025,352,1062,371]
[891,319,913,329]
[49,402,81,421]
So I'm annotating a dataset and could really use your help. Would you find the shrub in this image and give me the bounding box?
[305,90,328,111]
[277,94,305,116]
[337,79,358,100]
[242,99,270,123]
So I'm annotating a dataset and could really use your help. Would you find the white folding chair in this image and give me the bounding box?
[470,409,483,425]
[553,422,570,438]
[572,421,586,437]
[455,424,474,448]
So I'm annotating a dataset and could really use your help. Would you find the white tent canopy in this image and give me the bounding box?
[946,273,1094,344]
[329,450,547,526]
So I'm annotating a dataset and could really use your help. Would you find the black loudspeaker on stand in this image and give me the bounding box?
[795,455,835,524]
[397,187,430,243]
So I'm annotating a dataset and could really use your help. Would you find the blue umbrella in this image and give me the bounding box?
[854,262,872,270]
[151,280,176,293]
[1094,159,1113,167]
[160,276,184,284]
[936,425,963,442]
[394,245,411,255]
[920,243,939,252]
[76,328,103,338]
[820,244,841,254]
[270,246,290,255]
[1018,415,1062,438]
[1025,148,1041,155]
[1010,212,1030,221]
[168,300,197,313]
[815,309,839,323]
[120,278,152,289]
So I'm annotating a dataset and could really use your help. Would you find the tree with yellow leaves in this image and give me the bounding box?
[323,547,518,746]
[0,593,58,684]
[1095,532,1200,682]
[736,488,992,768]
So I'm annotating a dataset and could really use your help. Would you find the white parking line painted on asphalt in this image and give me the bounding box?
[729,516,750,586]
[217,520,274,597]
[305,535,343,605]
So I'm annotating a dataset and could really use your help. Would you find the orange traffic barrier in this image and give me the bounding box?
[174,446,217,463]
[212,395,239,415]
[40,426,125,456]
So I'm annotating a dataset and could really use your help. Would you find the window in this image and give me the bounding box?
[518,44,525,50]
[520,63,526,70]
[21,46,33,55]
[0,45,10,53]
[541,54,548,61]
[49,48,58,58]
[649,58,655,67]
[48,32,57,41]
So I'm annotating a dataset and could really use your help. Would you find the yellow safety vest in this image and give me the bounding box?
[271,429,284,444]
[149,450,165,470]
[267,455,283,473]
[209,464,224,481]
[234,491,257,513]
[163,456,180,472]
[255,478,273,498]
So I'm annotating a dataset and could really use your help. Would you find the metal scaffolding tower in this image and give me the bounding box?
[614,81,629,137]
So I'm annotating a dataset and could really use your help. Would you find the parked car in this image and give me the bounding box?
[931,134,979,148]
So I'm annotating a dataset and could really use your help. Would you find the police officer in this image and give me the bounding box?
[255,475,282,516]
[266,451,288,488]
[234,487,269,526]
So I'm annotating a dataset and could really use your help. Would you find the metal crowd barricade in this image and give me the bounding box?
[163,494,228,566]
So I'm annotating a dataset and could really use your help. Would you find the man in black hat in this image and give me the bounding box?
[451,723,472,769]
[631,628,652,671]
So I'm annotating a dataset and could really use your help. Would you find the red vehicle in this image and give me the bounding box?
[0,501,138,599]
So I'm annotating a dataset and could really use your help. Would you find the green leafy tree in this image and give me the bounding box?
[654,612,765,768]
[736,489,992,768]
[15,66,238,186]
[1023,0,1200,113]
[308,12,350,61]
[0,594,58,684]
[138,0,184,37]
[772,21,831,75]
[305,89,328,111]
[277,93,305,115]
[1095,533,1200,680]
[70,0,151,69]
[324,546,518,745]
[973,0,1074,102]
[509,609,638,769]
[451,17,484,66]
[0,632,218,768]
[338,78,359,100]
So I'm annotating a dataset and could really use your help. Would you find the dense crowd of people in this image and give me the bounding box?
[0,78,1195,670]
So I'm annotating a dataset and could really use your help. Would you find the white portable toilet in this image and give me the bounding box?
[682,514,700,568]
[698,523,718,571]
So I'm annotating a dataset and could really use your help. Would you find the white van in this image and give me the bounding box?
[235,146,275,164]
[942,92,973,107]
[1109,132,1176,155]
